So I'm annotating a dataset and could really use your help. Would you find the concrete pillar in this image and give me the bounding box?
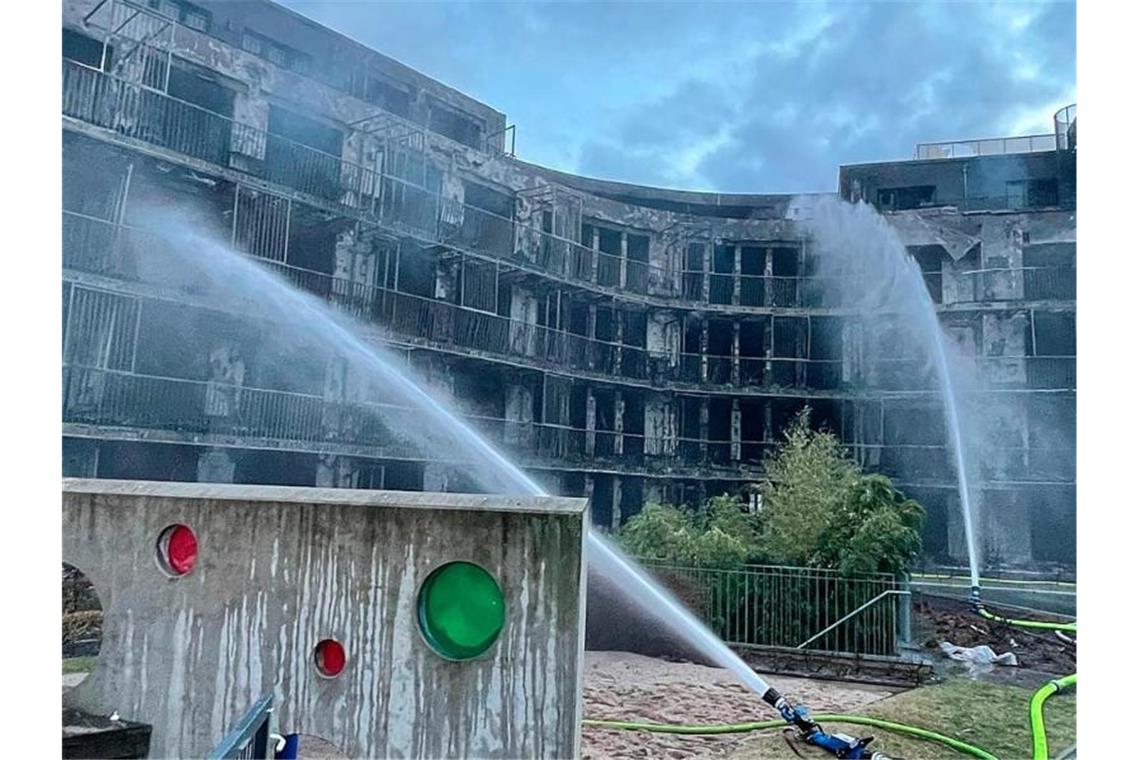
[316,454,357,488]
[590,225,600,283]
[699,397,710,462]
[700,319,709,382]
[731,399,742,462]
[197,449,235,483]
[644,394,677,457]
[229,91,270,170]
[614,313,624,375]
[585,388,597,456]
[509,284,539,356]
[611,476,623,531]
[504,383,534,448]
[763,316,774,386]
[619,233,629,289]
[731,321,741,386]
[614,392,625,457]
[732,243,741,306]
[205,345,245,435]
[763,247,775,307]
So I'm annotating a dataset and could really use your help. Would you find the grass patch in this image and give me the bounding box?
[63,656,96,675]
[732,676,1076,759]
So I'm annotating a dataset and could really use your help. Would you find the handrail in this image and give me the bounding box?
[796,589,910,649]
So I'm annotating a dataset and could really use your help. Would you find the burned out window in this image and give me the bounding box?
[242,31,310,74]
[147,0,211,32]
[364,76,412,119]
[63,28,105,68]
[427,98,484,150]
[908,245,945,304]
[1006,179,1060,210]
[876,186,936,211]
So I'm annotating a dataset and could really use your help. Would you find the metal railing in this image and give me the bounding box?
[62,60,845,308]
[209,694,274,760]
[63,218,852,390]
[639,560,901,655]
[62,364,1074,481]
[63,221,1078,398]
[1054,104,1076,151]
[915,134,1057,160]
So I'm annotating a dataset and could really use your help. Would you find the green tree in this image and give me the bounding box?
[760,408,924,575]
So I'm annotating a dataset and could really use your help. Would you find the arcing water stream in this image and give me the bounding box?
[139,208,779,699]
[799,197,982,588]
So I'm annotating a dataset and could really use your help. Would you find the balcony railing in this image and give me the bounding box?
[64,214,1078,396]
[63,365,1073,477]
[954,266,1076,302]
[63,60,849,309]
[64,216,853,391]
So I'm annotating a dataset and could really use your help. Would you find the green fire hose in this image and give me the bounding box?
[584,672,1077,760]
[1029,674,1077,760]
[583,714,998,759]
[976,605,1077,634]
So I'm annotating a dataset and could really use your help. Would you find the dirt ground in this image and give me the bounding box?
[581,652,896,759]
[913,600,1076,674]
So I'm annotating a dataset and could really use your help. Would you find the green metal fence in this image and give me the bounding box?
[639,560,902,656]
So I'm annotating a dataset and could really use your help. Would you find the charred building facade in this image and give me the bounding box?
[61,0,1076,568]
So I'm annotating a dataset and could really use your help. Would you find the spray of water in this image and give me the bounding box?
[799,196,981,587]
[137,207,778,698]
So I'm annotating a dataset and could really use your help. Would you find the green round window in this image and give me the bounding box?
[417,561,505,660]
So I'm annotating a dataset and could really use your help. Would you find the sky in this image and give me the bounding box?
[278,1,1075,195]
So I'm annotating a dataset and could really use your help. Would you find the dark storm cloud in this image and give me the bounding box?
[280,1,1074,194]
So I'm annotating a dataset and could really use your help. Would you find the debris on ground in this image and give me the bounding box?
[938,642,1018,667]
[914,600,1075,674]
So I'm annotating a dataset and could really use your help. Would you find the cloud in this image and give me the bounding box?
[279,0,1074,195]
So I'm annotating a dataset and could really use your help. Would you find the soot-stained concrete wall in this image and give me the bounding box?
[63,479,587,759]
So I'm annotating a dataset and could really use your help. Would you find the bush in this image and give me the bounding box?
[760,408,924,575]
[617,497,764,569]
[621,407,924,576]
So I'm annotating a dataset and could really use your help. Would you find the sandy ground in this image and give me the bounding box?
[581,652,897,759]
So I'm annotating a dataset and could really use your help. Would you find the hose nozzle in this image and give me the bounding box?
[969,585,981,610]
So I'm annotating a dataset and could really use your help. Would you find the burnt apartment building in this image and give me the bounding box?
[61,0,1076,568]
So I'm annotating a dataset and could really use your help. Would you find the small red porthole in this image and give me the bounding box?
[314,639,346,678]
[156,524,198,576]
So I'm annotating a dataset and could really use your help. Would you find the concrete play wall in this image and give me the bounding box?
[62,479,588,758]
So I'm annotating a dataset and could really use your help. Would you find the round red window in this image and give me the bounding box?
[156,524,198,576]
[314,639,346,677]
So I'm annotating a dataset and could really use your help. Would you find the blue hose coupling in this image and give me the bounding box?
[969,585,982,611]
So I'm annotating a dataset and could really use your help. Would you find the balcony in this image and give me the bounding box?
[63,364,1073,483]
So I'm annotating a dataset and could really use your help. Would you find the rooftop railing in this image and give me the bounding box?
[914,133,1057,160]
[1054,104,1076,151]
